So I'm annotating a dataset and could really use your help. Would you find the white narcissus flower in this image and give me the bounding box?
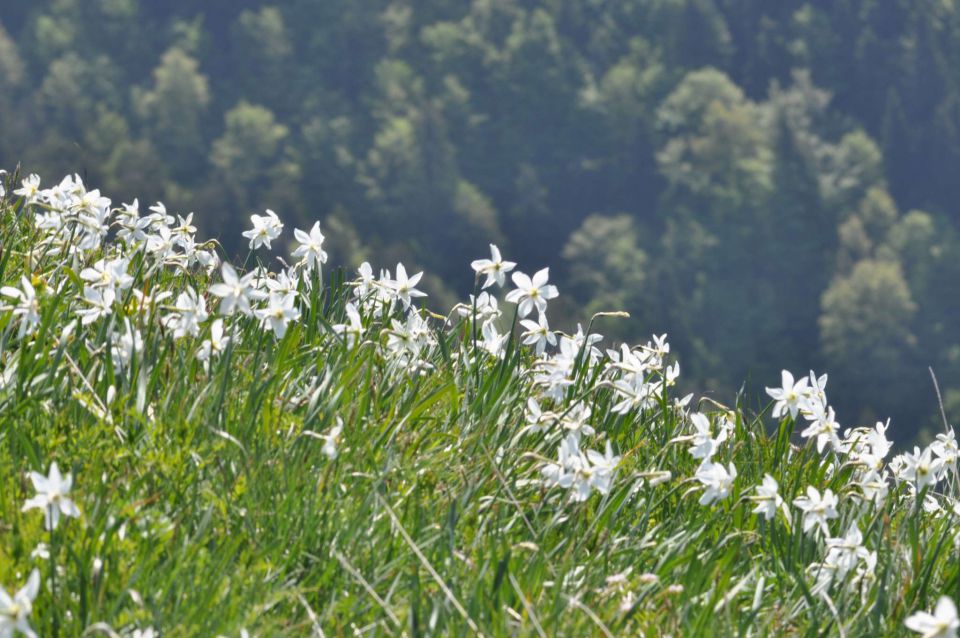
[390,263,427,308]
[695,461,736,506]
[145,225,176,260]
[457,292,500,322]
[22,462,81,530]
[541,435,579,491]
[331,302,364,348]
[164,287,209,339]
[265,269,299,297]
[110,320,143,372]
[674,412,727,461]
[480,320,507,359]
[242,209,283,250]
[571,323,603,361]
[850,550,878,593]
[354,262,376,299]
[470,244,516,289]
[898,446,945,491]
[765,370,809,420]
[197,319,229,368]
[541,435,620,503]
[147,201,175,227]
[561,403,596,443]
[29,544,49,561]
[610,375,656,415]
[0,276,41,338]
[905,596,959,638]
[209,263,264,317]
[172,213,197,247]
[793,486,839,537]
[751,474,785,521]
[291,221,328,272]
[505,268,558,318]
[932,429,958,472]
[800,404,840,454]
[80,257,133,293]
[520,313,556,355]
[584,441,621,497]
[868,419,893,461]
[129,290,172,320]
[322,421,343,459]
[609,343,652,377]
[922,493,943,515]
[116,199,152,248]
[524,397,552,432]
[77,285,116,326]
[13,173,41,202]
[376,267,398,306]
[805,369,828,401]
[192,248,220,273]
[823,524,870,579]
[256,292,300,339]
[0,569,40,638]
[858,469,890,505]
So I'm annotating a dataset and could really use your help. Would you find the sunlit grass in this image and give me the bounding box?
[0,170,957,636]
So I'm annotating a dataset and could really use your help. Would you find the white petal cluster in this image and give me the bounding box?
[470,244,516,289]
[541,435,621,502]
[242,209,283,250]
[4,172,960,632]
[0,569,40,638]
[22,462,81,531]
[291,221,328,273]
[906,596,959,638]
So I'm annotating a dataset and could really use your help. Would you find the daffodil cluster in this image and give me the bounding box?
[762,369,960,613]
[2,171,959,634]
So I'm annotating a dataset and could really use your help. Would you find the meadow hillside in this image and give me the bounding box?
[0,170,959,636]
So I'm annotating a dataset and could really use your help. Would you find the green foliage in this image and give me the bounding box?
[211,103,290,189]
[0,23,23,89]
[562,214,649,335]
[134,47,210,177]
[820,259,918,421]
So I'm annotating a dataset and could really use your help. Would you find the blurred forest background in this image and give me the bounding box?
[2,0,960,439]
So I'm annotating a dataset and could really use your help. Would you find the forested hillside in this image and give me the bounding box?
[1,0,959,436]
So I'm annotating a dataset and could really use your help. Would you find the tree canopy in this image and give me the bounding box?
[2,0,959,436]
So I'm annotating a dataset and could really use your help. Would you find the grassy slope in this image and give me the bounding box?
[0,180,957,637]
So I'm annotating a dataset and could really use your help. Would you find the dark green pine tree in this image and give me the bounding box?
[910,15,960,212]
[670,0,733,71]
[763,110,833,374]
[881,88,916,209]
